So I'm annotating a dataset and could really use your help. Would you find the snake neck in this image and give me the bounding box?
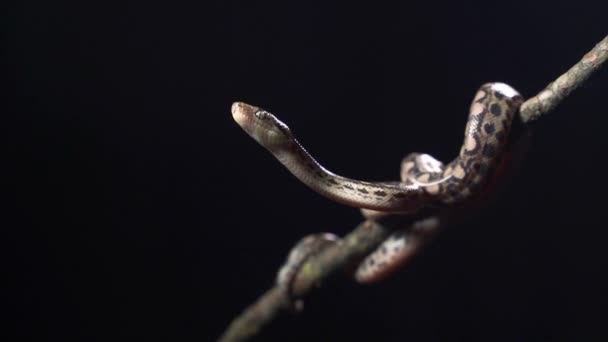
[274,140,424,212]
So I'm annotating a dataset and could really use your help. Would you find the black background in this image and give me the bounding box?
[4,1,608,341]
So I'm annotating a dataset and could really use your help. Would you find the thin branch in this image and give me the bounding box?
[519,34,608,123]
[217,287,290,342]
[218,34,608,342]
[218,220,394,342]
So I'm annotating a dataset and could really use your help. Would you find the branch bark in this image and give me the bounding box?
[218,220,394,342]
[218,33,608,342]
[519,34,608,123]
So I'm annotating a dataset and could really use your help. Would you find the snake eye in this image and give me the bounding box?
[255,110,269,120]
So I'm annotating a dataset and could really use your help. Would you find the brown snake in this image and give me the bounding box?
[232,82,524,283]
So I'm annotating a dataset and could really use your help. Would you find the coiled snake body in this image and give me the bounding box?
[232,82,523,283]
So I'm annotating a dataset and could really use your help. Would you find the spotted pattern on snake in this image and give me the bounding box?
[233,82,523,283]
[355,216,441,283]
[399,83,523,204]
[356,83,524,282]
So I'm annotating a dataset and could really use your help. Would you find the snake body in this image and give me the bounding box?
[276,233,339,295]
[233,82,524,283]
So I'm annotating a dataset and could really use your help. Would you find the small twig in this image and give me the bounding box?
[217,287,290,342]
[219,34,608,342]
[519,34,608,123]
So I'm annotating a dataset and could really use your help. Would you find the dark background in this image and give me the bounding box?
[4,1,608,341]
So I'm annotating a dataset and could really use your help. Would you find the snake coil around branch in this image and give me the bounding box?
[219,33,608,342]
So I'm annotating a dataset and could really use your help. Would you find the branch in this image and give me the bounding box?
[519,34,608,123]
[218,34,608,342]
[218,220,394,342]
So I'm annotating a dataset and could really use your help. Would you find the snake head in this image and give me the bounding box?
[232,102,293,152]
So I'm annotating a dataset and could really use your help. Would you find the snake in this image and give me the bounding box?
[232,82,524,284]
[276,233,339,295]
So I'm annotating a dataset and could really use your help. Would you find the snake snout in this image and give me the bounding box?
[231,101,247,119]
[231,102,258,128]
[231,102,244,115]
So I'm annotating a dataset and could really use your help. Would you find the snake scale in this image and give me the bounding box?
[233,82,524,284]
